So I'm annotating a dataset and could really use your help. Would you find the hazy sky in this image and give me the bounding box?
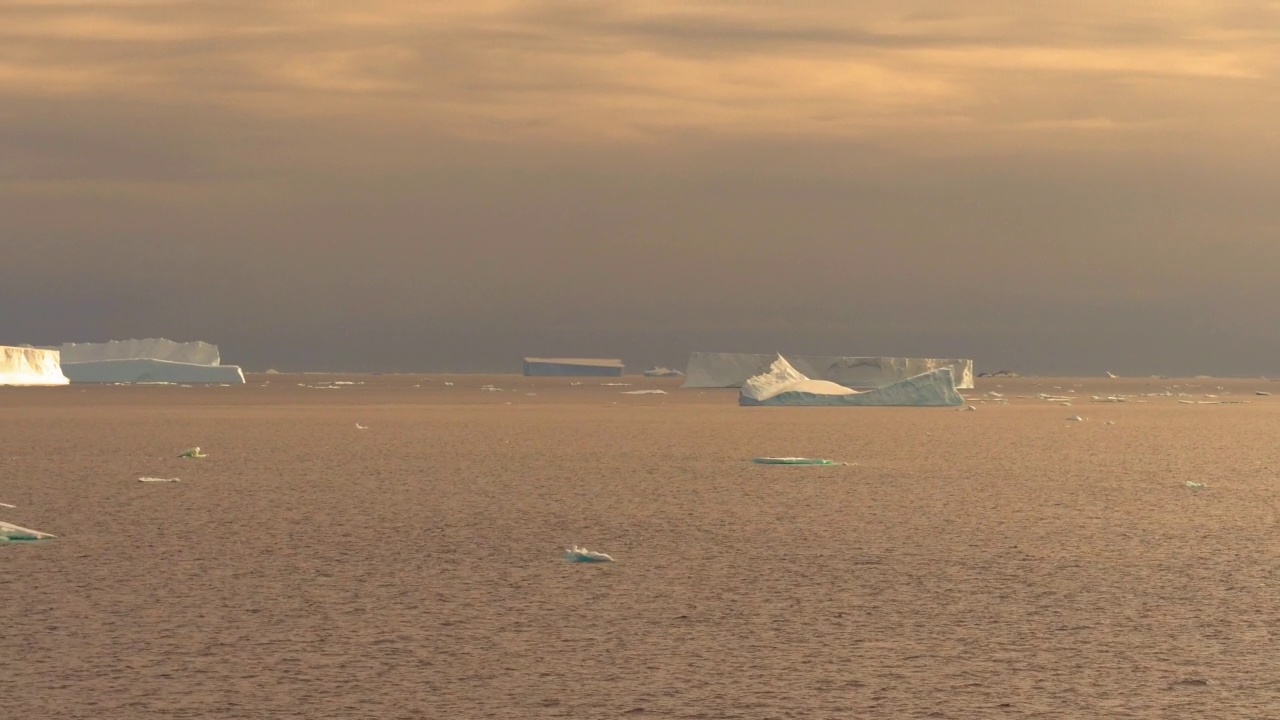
[4,1,1280,374]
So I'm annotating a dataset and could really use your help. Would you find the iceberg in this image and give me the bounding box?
[739,355,965,407]
[522,357,624,377]
[59,338,245,384]
[684,352,974,389]
[0,345,70,386]
[752,457,839,465]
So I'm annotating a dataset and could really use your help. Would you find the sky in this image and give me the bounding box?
[3,1,1280,375]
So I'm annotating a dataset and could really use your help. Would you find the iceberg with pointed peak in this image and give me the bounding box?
[739,355,964,407]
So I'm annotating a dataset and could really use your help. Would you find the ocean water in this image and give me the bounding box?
[4,375,1280,718]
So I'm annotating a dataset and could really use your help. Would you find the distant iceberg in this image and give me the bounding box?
[59,338,244,384]
[739,355,965,407]
[684,352,974,389]
[0,345,69,386]
[642,366,684,377]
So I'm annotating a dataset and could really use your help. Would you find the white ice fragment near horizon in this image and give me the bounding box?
[1106,371,1118,378]
[643,366,684,377]
[139,477,181,482]
[565,546,615,563]
[1185,481,1207,490]
[621,389,667,395]
[1258,391,1272,396]
[178,447,207,458]
[739,355,964,407]
[683,352,974,389]
[0,345,69,386]
[356,423,368,429]
[1,520,55,541]
[1067,415,1084,421]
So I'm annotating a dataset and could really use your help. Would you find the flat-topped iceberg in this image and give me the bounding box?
[740,355,964,407]
[0,346,69,386]
[59,338,245,384]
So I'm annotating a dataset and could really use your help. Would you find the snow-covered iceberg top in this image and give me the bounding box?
[60,338,220,366]
[740,355,964,407]
[0,346,69,386]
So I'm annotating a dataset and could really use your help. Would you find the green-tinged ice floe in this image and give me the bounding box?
[1,520,56,543]
[752,457,840,466]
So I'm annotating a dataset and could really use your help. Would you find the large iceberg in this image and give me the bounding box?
[684,352,974,390]
[59,338,245,384]
[739,355,965,407]
[0,345,70,386]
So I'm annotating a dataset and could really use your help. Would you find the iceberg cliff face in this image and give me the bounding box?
[60,338,220,366]
[685,352,974,389]
[57,338,244,383]
[0,346,70,386]
[739,355,964,407]
[61,358,245,384]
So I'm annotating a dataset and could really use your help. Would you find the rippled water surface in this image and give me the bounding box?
[5,375,1280,718]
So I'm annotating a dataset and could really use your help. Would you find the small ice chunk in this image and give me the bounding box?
[1,520,55,541]
[355,423,368,429]
[753,457,839,465]
[565,546,615,563]
[178,447,207,458]
[1067,415,1084,422]
[621,389,667,395]
[138,477,181,482]
[1185,481,1207,490]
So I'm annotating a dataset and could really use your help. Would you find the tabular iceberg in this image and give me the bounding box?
[684,352,974,389]
[739,355,964,407]
[0,346,70,386]
[59,338,245,384]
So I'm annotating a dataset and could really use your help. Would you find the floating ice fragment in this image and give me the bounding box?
[621,389,667,395]
[0,520,55,541]
[1067,415,1084,422]
[1257,391,1271,396]
[139,477,181,482]
[0,501,15,509]
[565,546,615,563]
[753,457,839,465]
[1106,371,1118,378]
[355,423,368,430]
[1185,481,1207,490]
[178,447,207,458]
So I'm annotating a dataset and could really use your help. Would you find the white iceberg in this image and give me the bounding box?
[564,546,615,563]
[739,355,964,407]
[59,338,245,384]
[684,352,974,389]
[138,477,181,482]
[0,345,69,386]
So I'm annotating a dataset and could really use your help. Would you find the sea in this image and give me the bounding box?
[4,373,1280,718]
